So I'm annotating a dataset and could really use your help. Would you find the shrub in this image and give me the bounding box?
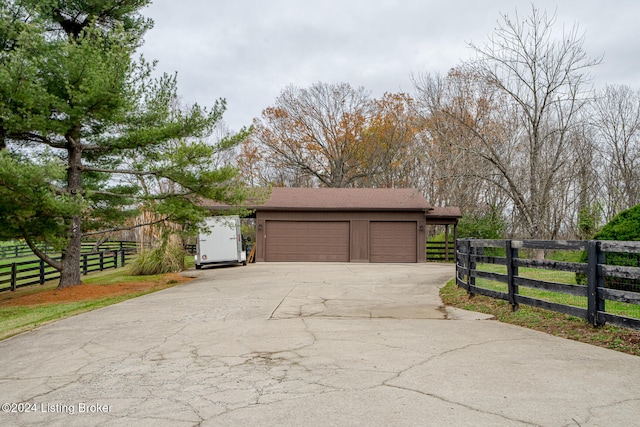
[456,207,506,257]
[576,204,640,290]
[593,204,640,242]
[129,234,186,275]
[457,207,505,240]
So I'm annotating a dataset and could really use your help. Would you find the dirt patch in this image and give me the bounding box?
[1,273,192,307]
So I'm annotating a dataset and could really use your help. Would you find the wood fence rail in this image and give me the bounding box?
[0,241,198,292]
[0,248,136,293]
[456,239,640,330]
[426,241,455,263]
[0,241,140,260]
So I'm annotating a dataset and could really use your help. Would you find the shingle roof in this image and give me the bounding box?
[426,206,462,218]
[254,187,432,211]
[201,187,461,219]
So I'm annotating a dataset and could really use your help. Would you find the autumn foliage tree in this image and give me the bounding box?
[240,82,422,188]
[359,93,422,188]
[247,82,372,188]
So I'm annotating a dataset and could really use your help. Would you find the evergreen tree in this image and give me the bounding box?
[0,1,249,288]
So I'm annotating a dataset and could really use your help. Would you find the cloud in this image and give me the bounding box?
[139,0,640,131]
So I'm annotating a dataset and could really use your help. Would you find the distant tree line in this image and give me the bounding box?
[237,6,639,242]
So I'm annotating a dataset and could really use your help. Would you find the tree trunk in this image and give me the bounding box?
[58,136,84,289]
[58,214,83,288]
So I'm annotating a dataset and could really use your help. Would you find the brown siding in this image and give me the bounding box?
[370,222,417,263]
[264,221,349,262]
[350,220,369,262]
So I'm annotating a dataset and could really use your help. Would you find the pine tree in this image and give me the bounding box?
[0,1,249,288]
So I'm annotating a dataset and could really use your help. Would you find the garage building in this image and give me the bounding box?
[247,188,460,263]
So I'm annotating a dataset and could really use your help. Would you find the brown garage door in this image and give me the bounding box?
[265,221,350,262]
[370,221,417,263]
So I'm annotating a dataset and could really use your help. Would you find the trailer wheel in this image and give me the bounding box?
[195,264,202,270]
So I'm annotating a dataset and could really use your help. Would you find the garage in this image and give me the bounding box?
[204,187,461,264]
[265,221,350,262]
[370,222,417,263]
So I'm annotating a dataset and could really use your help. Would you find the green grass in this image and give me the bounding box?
[0,255,44,272]
[472,262,640,319]
[0,256,194,341]
[0,295,144,340]
[453,252,640,354]
[441,278,640,356]
[82,267,168,285]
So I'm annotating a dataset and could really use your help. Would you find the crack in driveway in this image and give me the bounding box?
[1,263,640,426]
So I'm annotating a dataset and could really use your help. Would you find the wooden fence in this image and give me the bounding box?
[426,241,455,262]
[0,241,200,292]
[0,247,137,293]
[0,241,139,260]
[456,239,640,330]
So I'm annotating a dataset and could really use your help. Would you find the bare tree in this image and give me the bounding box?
[414,68,518,224]
[592,84,640,218]
[415,6,600,242]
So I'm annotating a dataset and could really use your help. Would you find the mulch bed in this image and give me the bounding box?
[1,273,191,307]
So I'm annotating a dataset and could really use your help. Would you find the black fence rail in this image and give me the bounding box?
[426,241,455,262]
[0,248,137,293]
[0,241,139,260]
[0,244,52,259]
[456,239,640,330]
[185,244,196,255]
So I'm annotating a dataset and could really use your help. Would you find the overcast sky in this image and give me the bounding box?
[139,0,640,132]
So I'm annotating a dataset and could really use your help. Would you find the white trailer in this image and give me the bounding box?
[195,216,246,269]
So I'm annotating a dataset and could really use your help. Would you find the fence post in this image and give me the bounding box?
[506,240,519,311]
[587,240,605,326]
[114,250,118,269]
[39,259,45,285]
[455,240,463,288]
[82,254,88,275]
[99,251,104,271]
[466,240,476,297]
[11,262,17,291]
[445,226,450,263]
[121,248,126,266]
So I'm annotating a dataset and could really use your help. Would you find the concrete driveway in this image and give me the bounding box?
[1,263,639,426]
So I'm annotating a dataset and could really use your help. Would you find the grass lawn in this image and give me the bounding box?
[441,278,640,356]
[473,263,640,319]
[0,264,192,341]
[0,255,44,270]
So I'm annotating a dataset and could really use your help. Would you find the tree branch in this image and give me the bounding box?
[82,216,170,237]
[82,144,110,151]
[10,132,66,149]
[23,234,62,271]
[89,190,136,198]
[82,166,164,176]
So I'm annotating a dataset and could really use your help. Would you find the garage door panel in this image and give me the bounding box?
[370,222,416,263]
[265,221,350,262]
